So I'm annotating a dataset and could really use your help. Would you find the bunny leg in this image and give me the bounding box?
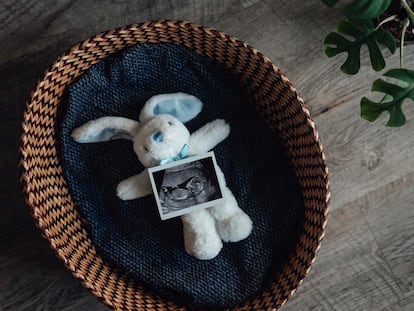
[209,166,253,242]
[116,170,152,200]
[209,187,253,242]
[181,209,223,260]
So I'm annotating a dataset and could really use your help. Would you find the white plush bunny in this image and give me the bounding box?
[71,92,253,260]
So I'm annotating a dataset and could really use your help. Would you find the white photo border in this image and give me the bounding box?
[148,151,225,220]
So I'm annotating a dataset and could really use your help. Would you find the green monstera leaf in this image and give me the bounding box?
[324,19,396,74]
[321,0,391,19]
[341,0,392,20]
[361,69,414,126]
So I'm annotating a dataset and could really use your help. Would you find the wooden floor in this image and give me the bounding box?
[1,1,413,310]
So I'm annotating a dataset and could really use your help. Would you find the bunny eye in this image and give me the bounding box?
[143,146,149,152]
[167,121,173,126]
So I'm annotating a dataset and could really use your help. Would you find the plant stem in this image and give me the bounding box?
[400,18,410,68]
[375,14,398,31]
[401,0,414,19]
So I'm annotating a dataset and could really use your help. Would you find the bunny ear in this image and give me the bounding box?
[71,116,139,143]
[139,93,202,123]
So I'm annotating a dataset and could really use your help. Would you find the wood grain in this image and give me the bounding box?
[282,202,403,311]
[356,171,414,297]
[380,294,414,311]
[0,204,104,310]
[314,90,414,210]
[1,0,414,310]
[282,169,414,310]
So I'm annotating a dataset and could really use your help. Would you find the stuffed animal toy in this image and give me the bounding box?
[71,92,253,260]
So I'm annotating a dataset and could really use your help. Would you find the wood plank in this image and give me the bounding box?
[284,171,414,310]
[0,0,344,111]
[0,0,76,64]
[0,220,103,310]
[314,88,414,210]
[380,294,414,311]
[0,0,251,65]
[355,171,414,297]
[2,0,412,118]
[282,202,403,311]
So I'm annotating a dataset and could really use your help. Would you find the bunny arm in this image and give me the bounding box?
[72,116,139,143]
[188,119,230,155]
[116,169,152,201]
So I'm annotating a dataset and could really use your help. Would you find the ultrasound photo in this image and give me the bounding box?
[148,152,225,220]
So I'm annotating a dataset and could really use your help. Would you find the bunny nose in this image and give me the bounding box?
[153,132,164,142]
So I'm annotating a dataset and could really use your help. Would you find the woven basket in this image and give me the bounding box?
[20,20,329,310]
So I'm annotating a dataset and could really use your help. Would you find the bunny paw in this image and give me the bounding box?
[184,230,223,260]
[116,173,152,201]
[116,181,135,201]
[211,119,230,141]
[216,210,253,243]
[71,122,102,143]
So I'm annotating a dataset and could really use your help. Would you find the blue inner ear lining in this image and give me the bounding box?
[79,128,131,142]
[151,94,202,123]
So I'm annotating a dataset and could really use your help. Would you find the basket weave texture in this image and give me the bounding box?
[20,20,330,310]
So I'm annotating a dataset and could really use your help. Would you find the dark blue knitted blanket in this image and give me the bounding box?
[59,43,304,309]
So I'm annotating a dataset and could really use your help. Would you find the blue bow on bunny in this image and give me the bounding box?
[159,144,190,165]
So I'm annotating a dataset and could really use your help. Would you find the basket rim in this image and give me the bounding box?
[19,19,330,310]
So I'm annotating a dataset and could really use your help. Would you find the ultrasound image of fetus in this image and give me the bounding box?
[159,160,220,214]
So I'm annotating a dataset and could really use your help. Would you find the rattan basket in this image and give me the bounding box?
[20,20,329,310]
